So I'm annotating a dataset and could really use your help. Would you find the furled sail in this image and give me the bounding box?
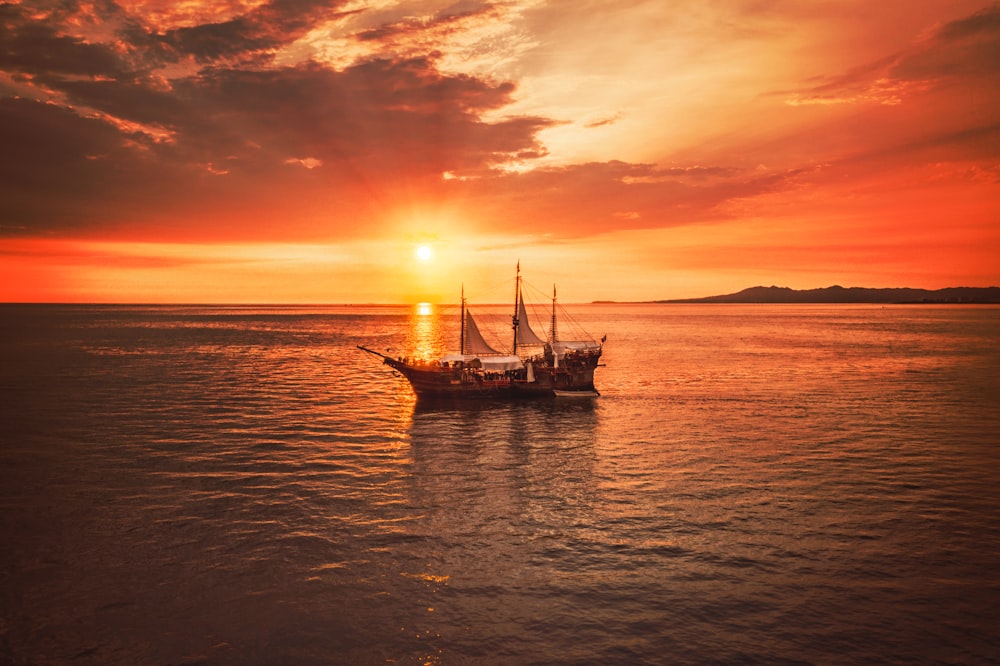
[516,290,547,347]
[464,309,501,355]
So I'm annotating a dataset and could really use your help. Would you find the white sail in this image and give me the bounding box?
[516,290,547,347]
[464,309,501,356]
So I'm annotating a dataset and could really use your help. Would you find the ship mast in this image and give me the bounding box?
[460,284,466,355]
[511,261,520,355]
[551,284,558,342]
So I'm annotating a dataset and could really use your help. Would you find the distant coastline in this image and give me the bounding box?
[598,285,1000,304]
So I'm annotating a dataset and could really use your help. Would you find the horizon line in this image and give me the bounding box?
[2,285,998,308]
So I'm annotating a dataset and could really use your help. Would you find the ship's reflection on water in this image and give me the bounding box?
[408,400,600,481]
[402,399,602,660]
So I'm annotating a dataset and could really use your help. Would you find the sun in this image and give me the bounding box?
[415,244,433,262]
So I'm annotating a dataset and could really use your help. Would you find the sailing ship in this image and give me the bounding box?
[358,265,604,399]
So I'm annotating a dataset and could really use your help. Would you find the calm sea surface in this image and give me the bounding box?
[1,303,998,665]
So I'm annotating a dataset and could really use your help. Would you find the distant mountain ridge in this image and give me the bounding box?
[660,285,1000,304]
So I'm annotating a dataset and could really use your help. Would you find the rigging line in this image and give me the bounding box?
[517,279,557,339]
[554,304,596,343]
[467,274,519,306]
[521,278,595,342]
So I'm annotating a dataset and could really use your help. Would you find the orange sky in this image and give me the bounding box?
[1,0,998,303]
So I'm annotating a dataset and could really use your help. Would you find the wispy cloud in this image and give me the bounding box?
[784,5,1000,107]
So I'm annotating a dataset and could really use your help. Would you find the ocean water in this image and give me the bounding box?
[1,303,998,665]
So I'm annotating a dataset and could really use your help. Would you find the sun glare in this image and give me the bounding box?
[416,244,433,262]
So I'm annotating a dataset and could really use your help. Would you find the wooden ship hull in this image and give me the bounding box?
[358,346,602,399]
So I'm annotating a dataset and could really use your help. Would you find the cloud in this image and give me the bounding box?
[0,97,163,232]
[0,1,833,244]
[0,23,557,238]
[785,5,1000,107]
[894,4,1000,80]
[863,121,1000,167]
[2,0,998,279]
[583,113,623,129]
[354,1,495,44]
[115,1,271,32]
[160,1,328,63]
[0,4,126,78]
[284,157,323,169]
[448,161,800,237]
